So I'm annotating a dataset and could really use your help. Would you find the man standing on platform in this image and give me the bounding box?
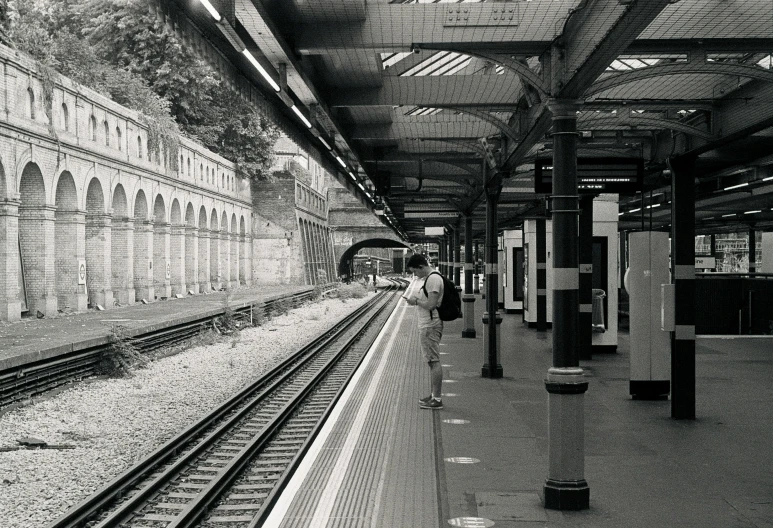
[404,254,444,410]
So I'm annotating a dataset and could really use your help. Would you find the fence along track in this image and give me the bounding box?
[0,289,320,410]
[47,280,404,528]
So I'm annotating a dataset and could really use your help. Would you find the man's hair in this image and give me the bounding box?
[406,253,429,269]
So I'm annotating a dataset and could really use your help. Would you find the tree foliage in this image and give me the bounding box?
[1,0,278,181]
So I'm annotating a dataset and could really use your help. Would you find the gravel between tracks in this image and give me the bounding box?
[0,293,375,528]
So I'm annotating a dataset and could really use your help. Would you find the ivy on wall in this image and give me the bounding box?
[2,0,279,181]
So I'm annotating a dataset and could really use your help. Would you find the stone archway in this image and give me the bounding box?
[220,211,230,288]
[53,171,84,312]
[133,189,153,302]
[198,206,210,292]
[19,163,56,315]
[230,213,238,289]
[169,199,185,296]
[111,184,134,305]
[0,158,21,321]
[153,194,170,299]
[185,203,198,293]
[209,209,220,290]
[85,177,112,308]
[337,238,410,281]
[239,216,247,285]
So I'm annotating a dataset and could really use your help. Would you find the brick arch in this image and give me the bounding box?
[133,189,151,302]
[231,213,237,233]
[85,178,105,214]
[197,205,209,292]
[0,156,5,199]
[112,184,128,217]
[185,203,196,226]
[54,171,78,211]
[229,212,238,287]
[111,183,132,305]
[134,189,148,220]
[220,211,230,286]
[170,199,182,225]
[199,206,208,230]
[19,162,46,206]
[153,195,166,224]
[209,208,220,289]
[239,215,247,285]
[240,216,246,236]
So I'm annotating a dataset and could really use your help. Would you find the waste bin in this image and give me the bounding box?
[592,288,606,333]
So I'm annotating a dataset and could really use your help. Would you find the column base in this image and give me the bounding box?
[462,329,477,338]
[630,380,670,400]
[171,283,186,297]
[135,286,154,303]
[0,300,21,322]
[544,479,590,510]
[115,288,136,306]
[93,290,114,310]
[481,364,503,378]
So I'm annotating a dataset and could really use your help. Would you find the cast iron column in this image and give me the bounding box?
[578,195,593,360]
[454,218,462,286]
[482,169,503,378]
[463,215,476,338]
[536,218,548,331]
[439,237,446,275]
[473,241,481,294]
[667,155,697,420]
[544,100,589,510]
[749,228,756,273]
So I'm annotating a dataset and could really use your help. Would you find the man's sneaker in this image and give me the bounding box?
[418,395,433,405]
[420,398,443,410]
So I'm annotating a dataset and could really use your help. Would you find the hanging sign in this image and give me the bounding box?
[695,256,716,269]
[77,260,87,285]
[535,158,643,194]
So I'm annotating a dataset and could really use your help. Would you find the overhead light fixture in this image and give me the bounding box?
[335,155,347,168]
[319,137,332,150]
[197,0,221,20]
[645,204,661,209]
[744,210,761,214]
[722,213,737,217]
[242,50,281,92]
[347,171,356,180]
[618,212,624,216]
[290,105,312,129]
[723,182,749,191]
[629,208,641,213]
[763,176,773,182]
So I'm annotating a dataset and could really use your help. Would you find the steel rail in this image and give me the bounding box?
[47,281,402,528]
[0,289,319,409]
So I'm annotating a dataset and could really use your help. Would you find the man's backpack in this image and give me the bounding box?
[422,271,462,321]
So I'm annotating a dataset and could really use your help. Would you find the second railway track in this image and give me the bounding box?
[48,279,406,528]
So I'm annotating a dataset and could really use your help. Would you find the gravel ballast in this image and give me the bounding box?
[0,293,374,528]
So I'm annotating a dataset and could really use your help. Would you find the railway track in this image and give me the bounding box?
[48,279,405,528]
[0,289,324,410]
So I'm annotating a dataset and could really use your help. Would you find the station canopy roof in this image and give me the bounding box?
[184,0,773,240]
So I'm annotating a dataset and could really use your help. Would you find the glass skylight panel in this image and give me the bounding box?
[381,52,412,69]
[434,55,472,76]
[401,51,455,76]
[757,55,773,69]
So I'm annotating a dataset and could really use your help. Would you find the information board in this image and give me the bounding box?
[534,157,643,194]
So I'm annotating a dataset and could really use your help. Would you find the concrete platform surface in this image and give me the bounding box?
[269,293,773,528]
[0,285,311,371]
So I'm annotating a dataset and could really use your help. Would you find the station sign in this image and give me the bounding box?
[424,227,446,236]
[534,157,644,194]
[404,211,459,218]
[77,259,87,285]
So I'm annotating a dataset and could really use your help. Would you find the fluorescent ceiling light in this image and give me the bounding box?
[645,204,661,209]
[763,176,773,182]
[618,212,624,216]
[242,50,280,92]
[347,171,356,179]
[723,182,749,191]
[357,182,365,191]
[197,0,221,21]
[722,213,737,217]
[335,156,346,168]
[290,105,312,129]
[744,210,761,214]
[629,208,641,213]
[319,137,332,150]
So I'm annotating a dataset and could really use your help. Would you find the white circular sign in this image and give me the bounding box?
[443,419,470,424]
[78,264,86,281]
[448,517,495,527]
[445,457,480,464]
